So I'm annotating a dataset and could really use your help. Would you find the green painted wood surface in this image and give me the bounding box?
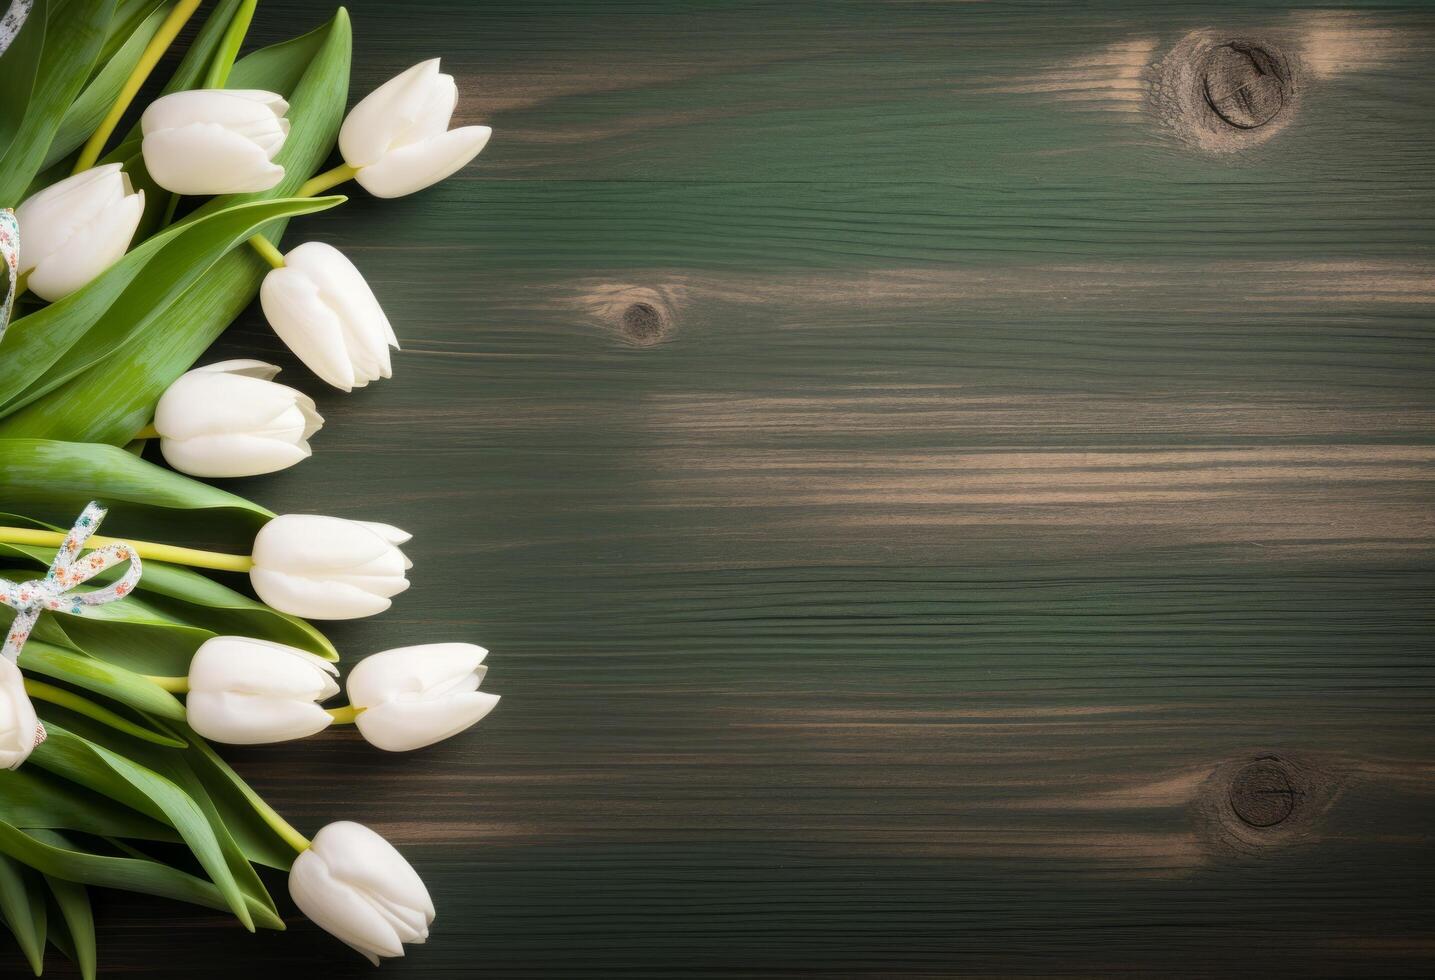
[18,0,1435,976]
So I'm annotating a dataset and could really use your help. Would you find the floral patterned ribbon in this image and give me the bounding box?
[0,0,32,57]
[0,209,17,343]
[0,502,144,663]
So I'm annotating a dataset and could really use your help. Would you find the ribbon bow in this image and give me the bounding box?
[1,502,143,662]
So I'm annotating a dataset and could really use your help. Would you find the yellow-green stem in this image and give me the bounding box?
[325,704,365,724]
[24,678,186,747]
[298,162,358,198]
[134,423,160,440]
[257,797,312,852]
[247,234,286,269]
[0,525,253,572]
[143,675,190,693]
[73,0,203,173]
[13,271,28,299]
[201,0,258,89]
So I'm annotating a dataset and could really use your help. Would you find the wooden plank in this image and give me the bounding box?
[16,0,1435,976]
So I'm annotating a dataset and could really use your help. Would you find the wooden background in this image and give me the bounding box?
[19,0,1435,975]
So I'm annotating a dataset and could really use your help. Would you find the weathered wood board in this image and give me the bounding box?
[17,0,1435,976]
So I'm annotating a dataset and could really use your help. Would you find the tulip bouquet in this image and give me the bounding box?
[0,0,497,974]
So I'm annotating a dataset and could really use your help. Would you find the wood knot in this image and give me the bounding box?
[573,282,683,347]
[620,302,666,343]
[1191,751,1339,857]
[1228,759,1299,827]
[1151,32,1299,154]
[1202,42,1289,129]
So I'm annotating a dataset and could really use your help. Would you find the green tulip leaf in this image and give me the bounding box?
[0,438,271,549]
[0,851,45,974]
[0,0,116,207]
[0,821,283,930]
[42,872,94,980]
[0,764,177,842]
[19,640,186,721]
[27,723,254,930]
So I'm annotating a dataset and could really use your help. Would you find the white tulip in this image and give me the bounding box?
[259,242,397,391]
[140,89,289,195]
[0,658,39,770]
[154,360,323,478]
[289,821,434,964]
[338,58,491,199]
[184,637,338,744]
[347,643,499,752]
[15,164,144,301]
[249,515,411,619]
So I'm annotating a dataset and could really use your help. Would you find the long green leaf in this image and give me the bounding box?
[0,195,342,419]
[0,765,177,841]
[43,0,170,169]
[20,8,354,445]
[0,0,115,206]
[42,873,94,980]
[0,0,45,155]
[0,438,271,548]
[0,821,283,930]
[20,640,186,721]
[0,852,45,974]
[28,724,254,929]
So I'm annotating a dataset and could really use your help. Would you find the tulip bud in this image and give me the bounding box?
[289,821,434,964]
[249,515,411,620]
[347,643,499,752]
[338,59,491,199]
[153,360,323,478]
[0,658,40,770]
[184,637,338,744]
[259,242,397,391]
[14,164,144,301]
[140,89,289,195]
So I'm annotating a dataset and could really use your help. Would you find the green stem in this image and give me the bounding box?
[201,0,258,89]
[24,679,187,748]
[325,704,365,724]
[143,675,190,694]
[73,0,204,174]
[134,423,160,440]
[298,162,358,198]
[13,271,27,299]
[0,525,253,573]
[247,234,286,269]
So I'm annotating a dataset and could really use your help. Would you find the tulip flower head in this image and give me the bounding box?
[15,164,144,301]
[338,58,491,198]
[347,643,499,752]
[0,658,39,770]
[141,89,290,195]
[154,360,323,478]
[185,637,339,745]
[289,821,434,964]
[249,515,412,620]
[259,242,397,391]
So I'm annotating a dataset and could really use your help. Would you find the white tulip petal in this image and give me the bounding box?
[186,691,334,744]
[291,851,402,964]
[309,822,435,922]
[191,358,282,380]
[260,265,360,390]
[339,59,443,167]
[141,89,288,133]
[143,124,285,195]
[188,636,339,698]
[282,243,396,384]
[161,432,312,478]
[0,658,39,770]
[251,568,398,619]
[24,187,143,301]
[356,692,500,752]
[15,164,129,270]
[347,643,487,707]
[354,126,491,199]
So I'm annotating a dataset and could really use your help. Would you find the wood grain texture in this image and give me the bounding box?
[13,0,1435,976]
